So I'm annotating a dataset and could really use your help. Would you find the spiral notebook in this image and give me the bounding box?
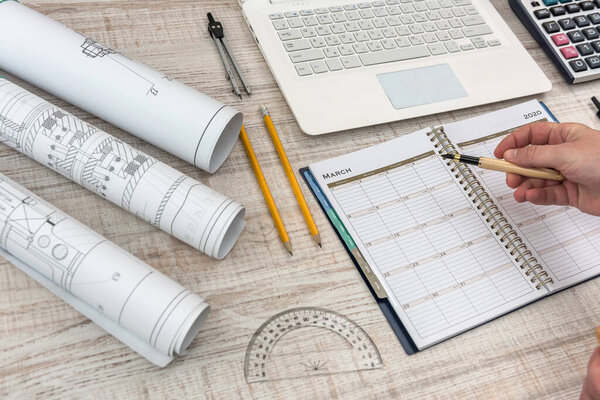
[301,100,600,353]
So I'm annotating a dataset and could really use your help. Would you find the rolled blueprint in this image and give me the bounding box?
[0,173,209,367]
[0,78,245,259]
[0,0,242,173]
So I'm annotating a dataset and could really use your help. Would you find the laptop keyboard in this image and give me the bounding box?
[269,0,501,76]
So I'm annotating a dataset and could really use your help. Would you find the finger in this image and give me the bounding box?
[494,121,568,159]
[503,143,570,170]
[524,185,570,206]
[506,173,524,189]
[513,178,559,202]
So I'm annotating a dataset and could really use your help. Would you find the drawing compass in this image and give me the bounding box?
[207,13,251,99]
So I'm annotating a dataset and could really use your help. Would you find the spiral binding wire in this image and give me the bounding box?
[426,126,553,289]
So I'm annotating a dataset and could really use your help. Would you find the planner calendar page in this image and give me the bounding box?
[309,110,547,350]
[448,101,600,291]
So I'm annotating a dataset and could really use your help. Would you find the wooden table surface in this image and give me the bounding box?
[1,1,600,399]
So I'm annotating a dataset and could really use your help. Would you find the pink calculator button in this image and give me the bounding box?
[552,33,569,46]
[560,46,579,59]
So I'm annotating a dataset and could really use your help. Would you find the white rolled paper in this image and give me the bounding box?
[0,173,209,367]
[0,78,245,259]
[0,0,242,173]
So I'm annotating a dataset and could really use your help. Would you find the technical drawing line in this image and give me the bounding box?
[0,79,245,259]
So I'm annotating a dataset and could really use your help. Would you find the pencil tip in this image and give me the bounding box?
[284,241,293,255]
[312,233,322,247]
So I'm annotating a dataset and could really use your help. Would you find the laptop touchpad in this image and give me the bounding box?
[377,64,467,110]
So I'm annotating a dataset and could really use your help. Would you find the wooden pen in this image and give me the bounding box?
[442,153,565,181]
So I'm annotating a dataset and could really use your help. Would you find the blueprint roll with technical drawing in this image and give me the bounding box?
[0,173,210,366]
[0,78,246,260]
[0,0,242,174]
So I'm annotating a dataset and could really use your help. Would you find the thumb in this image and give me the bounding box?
[503,144,569,170]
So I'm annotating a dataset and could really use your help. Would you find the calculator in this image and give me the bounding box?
[510,0,600,83]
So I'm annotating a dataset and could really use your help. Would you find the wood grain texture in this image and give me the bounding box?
[1,1,600,399]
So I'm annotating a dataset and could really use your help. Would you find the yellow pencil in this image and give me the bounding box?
[239,125,292,255]
[259,105,321,247]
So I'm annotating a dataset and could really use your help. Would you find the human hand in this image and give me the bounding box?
[494,122,600,216]
[581,347,600,400]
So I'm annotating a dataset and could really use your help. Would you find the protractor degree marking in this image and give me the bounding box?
[244,307,383,383]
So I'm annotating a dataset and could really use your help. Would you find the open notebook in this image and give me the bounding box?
[302,100,600,353]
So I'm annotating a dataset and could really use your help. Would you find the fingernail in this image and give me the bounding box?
[504,149,516,160]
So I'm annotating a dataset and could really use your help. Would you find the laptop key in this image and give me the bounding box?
[462,24,492,37]
[279,30,303,41]
[283,39,312,52]
[461,15,484,26]
[428,42,448,54]
[273,20,290,30]
[326,58,344,71]
[289,49,325,63]
[359,45,430,65]
[341,55,362,68]
[445,40,461,52]
[301,27,318,37]
[338,44,355,55]
[310,60,328,73]
[295,63,312,76]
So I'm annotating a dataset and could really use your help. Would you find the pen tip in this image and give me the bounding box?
[441,154,454,160]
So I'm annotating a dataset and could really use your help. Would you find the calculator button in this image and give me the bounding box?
[558,18,577,30]
[534,9,551,19]
[592,40,600,52]
[566,3,580,13]
[543,0,559,5]
[576,43,595,55]
[531,1,540,5]
[590,13,600,25]
[550,5,566,15]
[583,27,600,39]
[569,58,588,71]
[575,16,591,27]
[551,32,570,45]
[542,21,561,33]
[585,55,600,68]
[560,45,579,58]
[580,1,596,11]
[269,13,284,19]
[567,30,585,42]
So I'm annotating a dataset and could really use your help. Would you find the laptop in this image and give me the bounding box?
[240,0,552,135]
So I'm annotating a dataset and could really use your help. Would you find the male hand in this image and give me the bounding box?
[582,347,600,400]
[494,122,600,216]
